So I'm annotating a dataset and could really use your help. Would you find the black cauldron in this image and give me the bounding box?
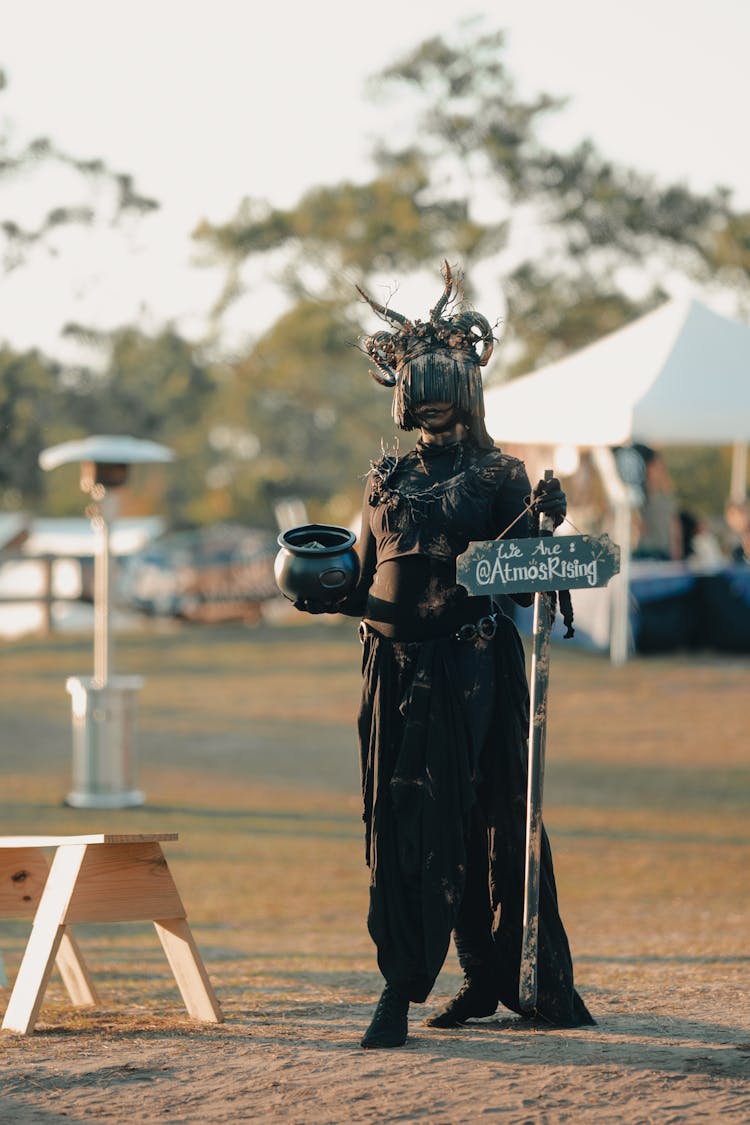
[274,524,359,605]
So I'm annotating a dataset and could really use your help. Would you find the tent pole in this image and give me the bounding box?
[730,441,748,504]
[591,447,633,665]
[610,502,632,666]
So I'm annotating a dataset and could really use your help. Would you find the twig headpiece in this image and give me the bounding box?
[356,261,496,446]
[356,260,494,387]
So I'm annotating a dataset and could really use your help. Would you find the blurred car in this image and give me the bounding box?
[119,523,279,623]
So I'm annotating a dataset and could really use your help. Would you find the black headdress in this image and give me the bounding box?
[356,261,496,448]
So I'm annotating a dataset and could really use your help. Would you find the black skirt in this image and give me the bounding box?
[357,613,594,1026]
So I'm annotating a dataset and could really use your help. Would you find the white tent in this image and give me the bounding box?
[483,297,750,662]
[484,297,750,447]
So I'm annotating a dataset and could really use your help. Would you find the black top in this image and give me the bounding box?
[342,438,533,640]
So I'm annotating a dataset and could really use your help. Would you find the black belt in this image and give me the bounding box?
[454,613,498,642]
[359,613,498,645]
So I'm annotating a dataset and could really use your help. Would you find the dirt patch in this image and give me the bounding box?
[1,623,748,1122]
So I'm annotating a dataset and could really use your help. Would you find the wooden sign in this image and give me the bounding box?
[457,533,620,597]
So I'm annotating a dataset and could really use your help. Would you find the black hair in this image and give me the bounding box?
[393,349,494,448]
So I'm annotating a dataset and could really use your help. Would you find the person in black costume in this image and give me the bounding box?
[297,263,594,1048]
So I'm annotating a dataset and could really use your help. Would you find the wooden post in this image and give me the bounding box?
[153,919,224,1023]
[519,472,554,1014]
[0,844,98,1009]
[455,510,621,1014]
[41,555,54,636]
[1,844,88,1034]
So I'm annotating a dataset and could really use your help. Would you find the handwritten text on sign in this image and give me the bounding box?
[457,534,621,596]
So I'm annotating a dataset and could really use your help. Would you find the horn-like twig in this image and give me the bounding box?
[454,311,495,366]
[363,331,398,386]
[430,259,455,322]
[356,284,408,327]
[369,365,398,387]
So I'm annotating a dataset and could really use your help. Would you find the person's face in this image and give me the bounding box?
[411,400,460,433]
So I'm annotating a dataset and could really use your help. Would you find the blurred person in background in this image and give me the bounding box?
[725,500,750,563]
[679,510,726,566]
[615,443,683,561]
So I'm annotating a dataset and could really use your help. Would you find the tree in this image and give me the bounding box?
[58,325,218,525]
[0,347,65,509]
[372,33,749,366]
[0,67,158,278]
[0,65,177,518]
[205,299,389,527]
[195,29,749,377]
[193,27,749,521]
[0,326,219,520]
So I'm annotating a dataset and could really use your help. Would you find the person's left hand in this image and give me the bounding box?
[532,476,567,528]
[292,596,344,615]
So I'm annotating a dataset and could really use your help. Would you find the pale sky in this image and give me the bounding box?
[2,0,749,357]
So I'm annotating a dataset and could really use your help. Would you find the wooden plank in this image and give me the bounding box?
[519,586,552,1013]
[2,844,88,1034]
[457,533,620,596]
[0,848,98,1007]
[0,850,50,918]
[54,931,99,1008]
[0,835,178,849]
[153,918,223,1024]
[41,555,53,636]
[63,843,185,924]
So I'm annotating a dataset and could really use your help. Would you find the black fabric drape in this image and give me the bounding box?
[359,630,476,1001]
[358,613,594,1025]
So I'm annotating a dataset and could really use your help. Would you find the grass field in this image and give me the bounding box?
[0,618,748,1123]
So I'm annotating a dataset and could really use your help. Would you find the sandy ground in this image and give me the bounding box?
[0,622,749,1123]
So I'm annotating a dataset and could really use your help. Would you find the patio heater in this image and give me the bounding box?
[39,435,175,808]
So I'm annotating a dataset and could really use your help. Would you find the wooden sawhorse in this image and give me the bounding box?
[0,833,223,1034]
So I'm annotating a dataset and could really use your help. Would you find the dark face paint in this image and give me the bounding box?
[411,401,460,434]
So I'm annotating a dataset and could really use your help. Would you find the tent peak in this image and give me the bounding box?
[484,294,750,447]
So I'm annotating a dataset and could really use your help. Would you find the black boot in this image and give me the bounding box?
[424,977,499,1028]
[361,984,409,1048]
